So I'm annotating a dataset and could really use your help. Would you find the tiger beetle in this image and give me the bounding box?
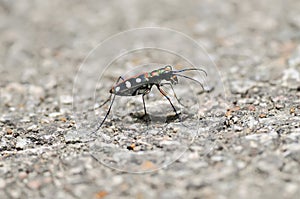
[94,65,207,133]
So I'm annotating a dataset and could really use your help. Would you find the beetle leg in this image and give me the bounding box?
[95,94,112,109]
[93,94,116,133]
[93,76,124,133]
[142,89,151,116]
[97,75,124,109]
[160,82,186,107]
[156,85,181,121]
[142,93,147,116]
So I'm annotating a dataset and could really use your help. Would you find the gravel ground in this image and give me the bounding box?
[1,1,300,199]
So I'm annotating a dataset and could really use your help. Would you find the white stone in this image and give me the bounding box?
[60,95,73,104]
[16,138,28,149]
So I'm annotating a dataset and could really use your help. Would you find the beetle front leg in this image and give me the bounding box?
[93,75,125,133]
[156,84,181,121]
[160,82,186,107]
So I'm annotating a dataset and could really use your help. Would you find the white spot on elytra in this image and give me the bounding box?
[125,81,131,88]
[115,87,120,92]
[136,78,141,83]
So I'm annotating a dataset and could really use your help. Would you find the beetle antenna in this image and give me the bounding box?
[95,95,112,110]
[174,68,207,76]
[176,74,205,90]
[92,94,116,134]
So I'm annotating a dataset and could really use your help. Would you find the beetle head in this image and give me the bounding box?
[170,74,178,84]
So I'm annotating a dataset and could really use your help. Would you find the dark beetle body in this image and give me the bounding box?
[93,65,206,132]
[110,65,178,96]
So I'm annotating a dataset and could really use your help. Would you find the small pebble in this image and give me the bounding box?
[27,124,39,132]
[16,137,29,149]
[49,112,62,118]
[230,80,255,94]
[60,95,73,105]
[0,115,12,123]
[64,130,81,143]
[259,114,267,118]
[6,128,13,134]
[27,179,42,190]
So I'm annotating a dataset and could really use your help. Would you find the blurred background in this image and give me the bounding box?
[1,0,299,83]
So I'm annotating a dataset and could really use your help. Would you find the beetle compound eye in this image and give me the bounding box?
[165,65,172,71]
[151,71,159,76]
[172,75,178,83]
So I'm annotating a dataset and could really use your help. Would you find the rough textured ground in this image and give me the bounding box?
[1,1,300,199]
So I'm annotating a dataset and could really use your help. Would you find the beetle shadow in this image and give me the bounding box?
[129,112,181,124]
